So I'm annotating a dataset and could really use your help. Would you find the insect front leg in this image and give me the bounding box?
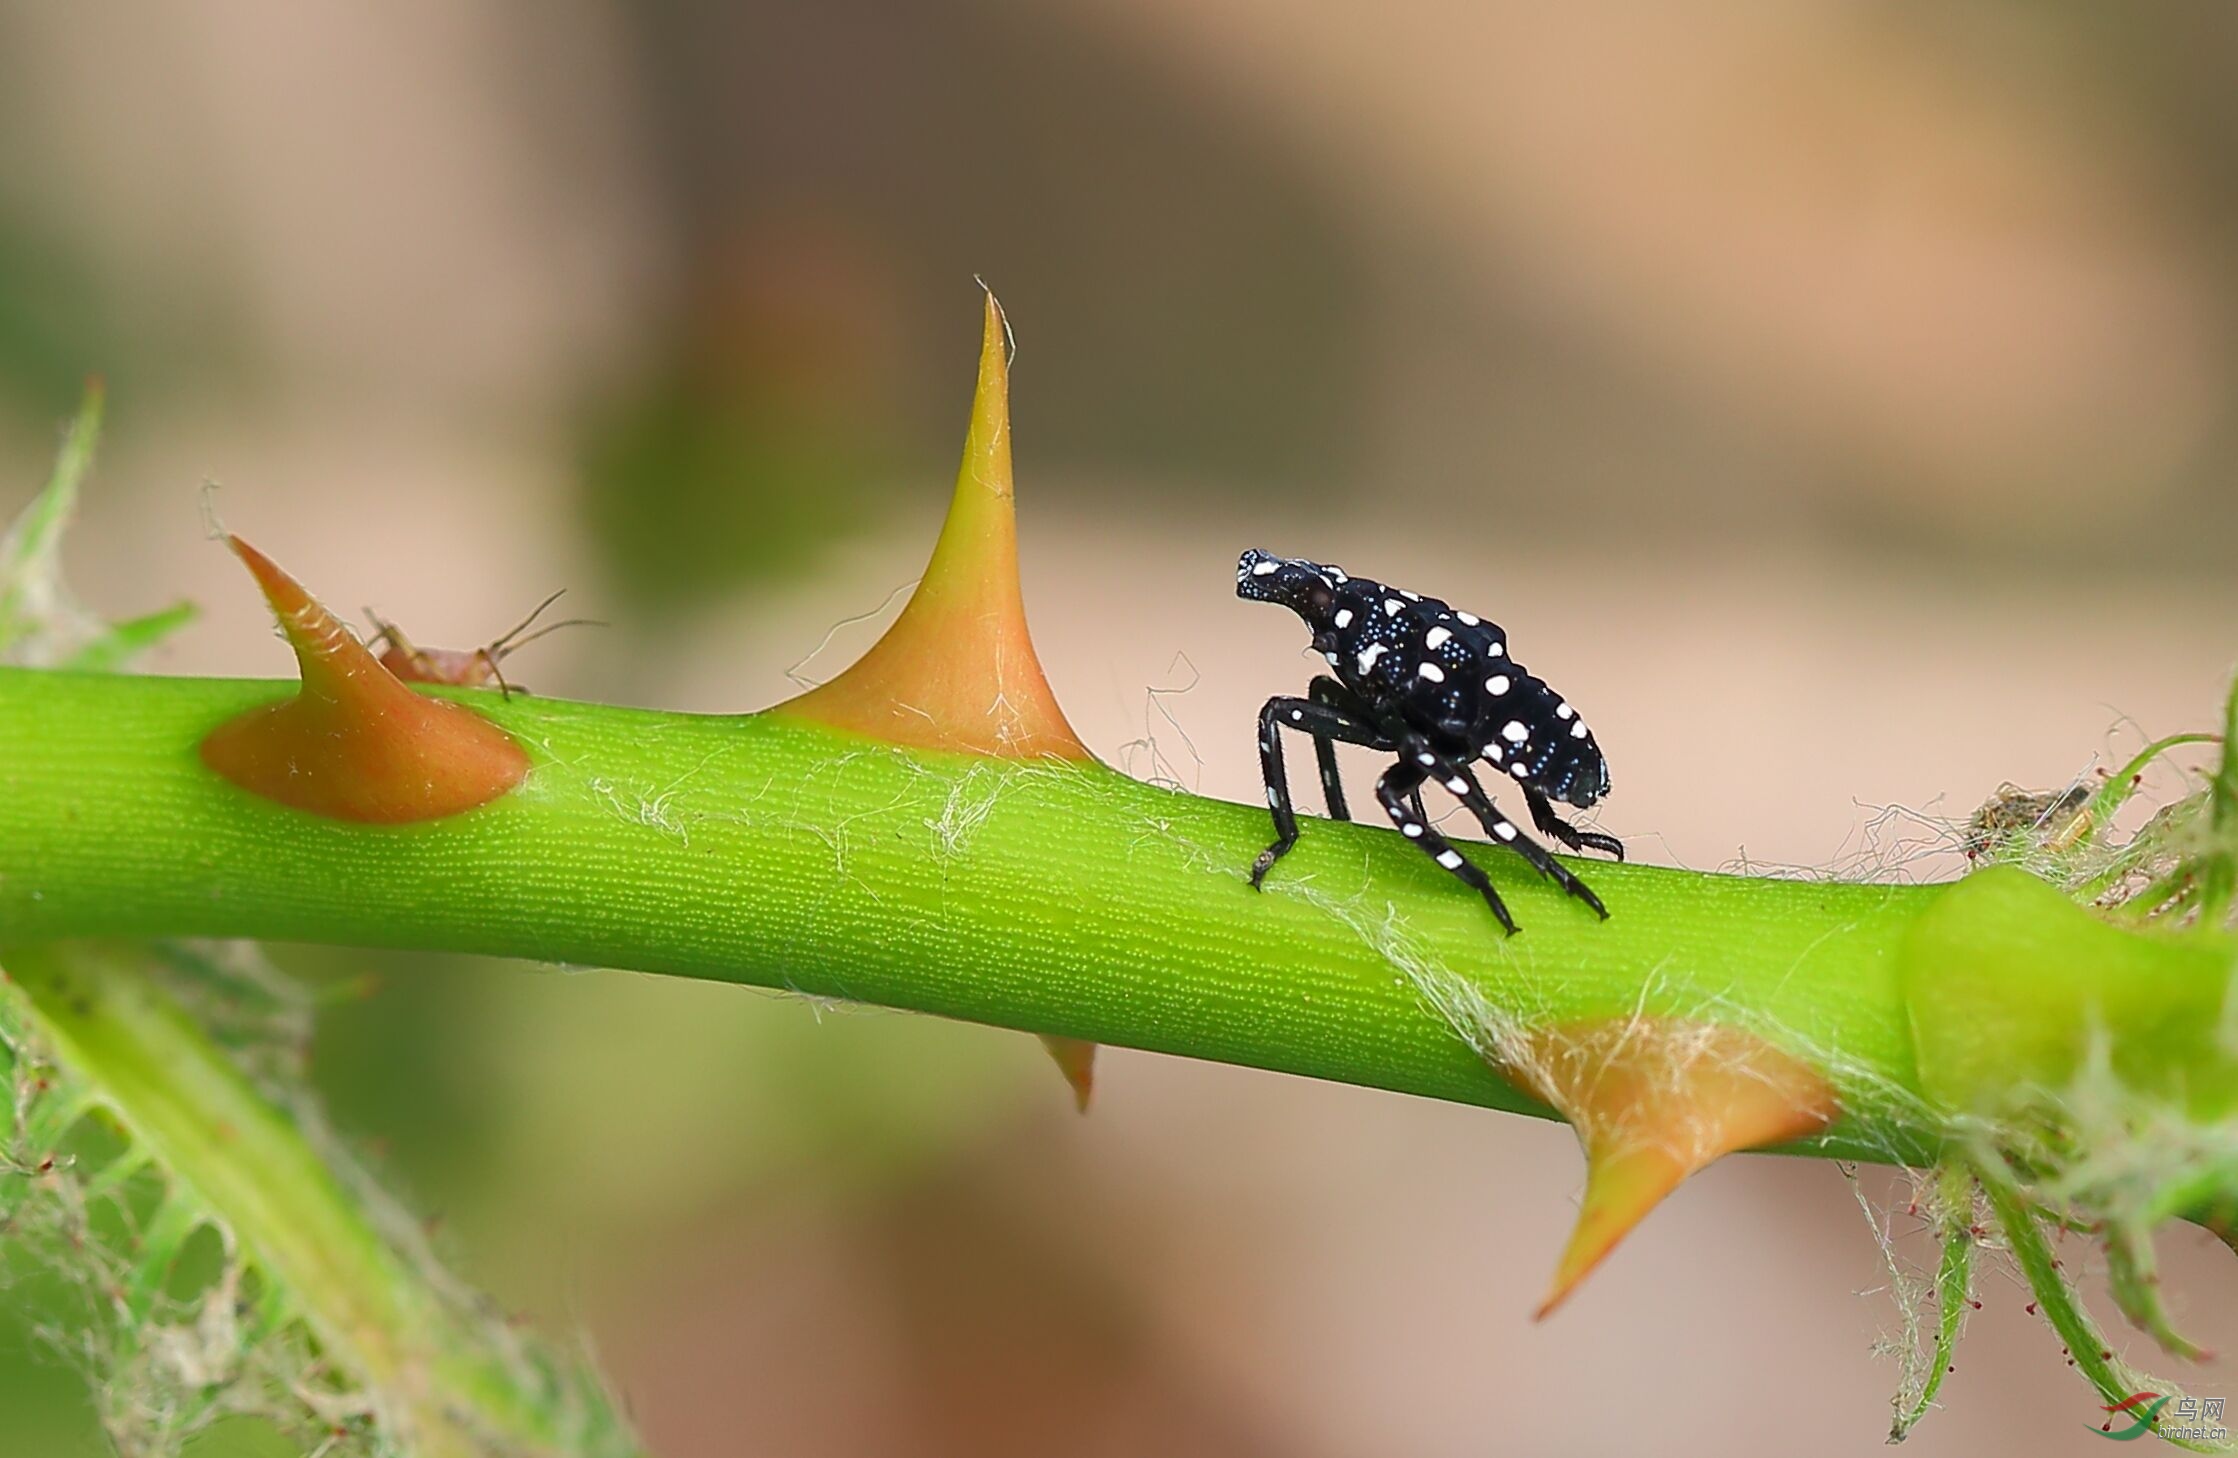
[1251,694,1386,889]
[1523,786,1625,861]
[1437,760,1609,921]
[1306,675,1378,821]
[1375,755,1518,935]
[478,648,521,700]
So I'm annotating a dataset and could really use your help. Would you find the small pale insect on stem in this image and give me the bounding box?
[365,589,604,700]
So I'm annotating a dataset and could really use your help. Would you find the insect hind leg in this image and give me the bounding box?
[1375,759,1518,935]
[1524,786,1624,861]
[1437,763,1609,921]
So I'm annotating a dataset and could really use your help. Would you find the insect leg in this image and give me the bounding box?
[1439,761,1609,921]
[480,649,520,701]
[1306,675,1383,821]
[1375,757,1518,935]
[1523,786,1625,861]
[1251,696,1386,889]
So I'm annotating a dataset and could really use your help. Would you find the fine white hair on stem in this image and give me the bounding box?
[1115,651,1206,794]
[783,577,920,691]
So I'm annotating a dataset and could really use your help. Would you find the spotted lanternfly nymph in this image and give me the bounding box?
[1236,548,1622,934]
[365,590,600,700]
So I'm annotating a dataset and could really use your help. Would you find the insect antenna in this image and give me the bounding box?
[486,589,606,661]
[492,616,605,660]
[486,589,568,653]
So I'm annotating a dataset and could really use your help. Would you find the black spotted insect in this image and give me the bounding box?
[1236,548,1622,934]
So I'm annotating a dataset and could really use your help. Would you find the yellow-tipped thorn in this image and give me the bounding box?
[776,293,1099,1092]
[775,291,1088,762]
[1508,1018,1839,1319]
[200,536,531,824]
[1040,1035,1097,1113]
[1536,1138,1695,1320]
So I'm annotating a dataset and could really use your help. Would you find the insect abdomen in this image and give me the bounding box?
[1469,671,1610,808]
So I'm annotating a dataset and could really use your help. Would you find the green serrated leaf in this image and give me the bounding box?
[0,379,103,654]
[121,1191,206,1328]
[63,601,198,673]
[0,943,643,1458]
[21,1083,98,1154]
[79,1141,155,1205]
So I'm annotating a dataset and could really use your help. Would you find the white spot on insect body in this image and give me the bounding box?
[1435,849,1463,869]
[1357,643,1389,674]
[1424,626,1451,649]
[1400,590,1421,601]
[1483,743,1503,763]
[1501,720,1528,742]
[1455,611,1479,626]
[1486,641,1505,658]
[1555,702,1575,720]
[1384,599,1404,617]
[1325,651,1341,666]
[1495,821,1518,841]
[1571,720,1589,739]
[1333,608,1353,629]
[1290,709,1304,722]
[1251,557,1282,576]
[1416,751,1436,767]
[1403,822,1424,838]
[1267,787,1280,806]
[1444,776,1467,794]
[1417,662,1445,683]
[1486,674,1511,695]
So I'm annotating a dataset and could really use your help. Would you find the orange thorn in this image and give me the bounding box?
[199,536,531,823]
[776,292,1097,1109]
[1504,1018,1839,1318]
[1040,1035,1097,1113]
[775,291,1089,761]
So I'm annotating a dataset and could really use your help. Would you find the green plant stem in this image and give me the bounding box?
[1891,1161,1977,1439]
[0,668,2211,1167]
[1979,1167,2226,1453]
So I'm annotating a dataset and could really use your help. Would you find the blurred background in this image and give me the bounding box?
[4,2,2237,1454]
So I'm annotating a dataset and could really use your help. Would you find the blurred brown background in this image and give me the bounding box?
[3,3,2236,1454]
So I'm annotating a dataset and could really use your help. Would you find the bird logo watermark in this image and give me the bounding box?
[2091,1392,2226,1443]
